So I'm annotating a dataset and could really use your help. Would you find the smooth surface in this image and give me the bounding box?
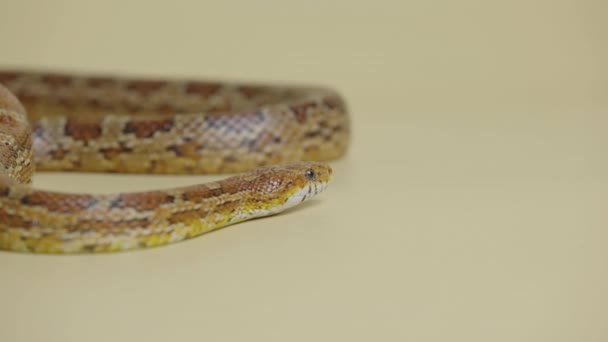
[1,0,607,341]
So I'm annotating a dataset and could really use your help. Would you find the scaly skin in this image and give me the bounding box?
[0,71,347,253]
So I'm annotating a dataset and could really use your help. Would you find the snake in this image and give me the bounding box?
[0,71,349,253]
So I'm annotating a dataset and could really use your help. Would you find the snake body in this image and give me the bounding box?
[0,71,349,253]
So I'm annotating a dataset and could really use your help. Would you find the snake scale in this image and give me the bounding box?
[0,71,349,253]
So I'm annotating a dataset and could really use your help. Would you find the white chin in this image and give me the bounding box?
[278,181,328,212]
[252,181,329,218]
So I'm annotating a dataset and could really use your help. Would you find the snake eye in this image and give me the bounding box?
[304,169,315,180]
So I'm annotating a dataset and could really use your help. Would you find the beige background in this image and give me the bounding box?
[1,0,607,341]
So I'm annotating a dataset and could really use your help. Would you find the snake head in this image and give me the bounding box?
[243,162,333,216]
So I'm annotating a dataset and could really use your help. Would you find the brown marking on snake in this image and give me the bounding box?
[167,199,241,225]
[157,103,177,114]
[100,145,133,160]
[0,209,33,227]
[168,201,245,225]
[304,130,322,139]
[127,80,166,96]
[223,155,238,164]
[110,192,175,211]
[87,98,113,110]
[12,92,39,107]
[214,198,241,212]
[238,86,262,98]
[185,82,221,97]
[50,148,68,160]
[0,72,19,84]
[123,118,174,138]
[323,96,344,110]
[81,244,98,252]
[123,102,143,113]
[87,77,115,88]
[291,102,318,124]
[259,132,279,146]
[181,184,228,202]
[65,118,102,141]
[0,113,16,127]
[167,208,209,225]
[219,175,253,194]
[0,175,11,196]
[167,139,201,158]
[42,75,72,87]
[21,192,98,213]
[74,218,151,231]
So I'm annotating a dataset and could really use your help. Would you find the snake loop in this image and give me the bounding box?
[0,71,349,253]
